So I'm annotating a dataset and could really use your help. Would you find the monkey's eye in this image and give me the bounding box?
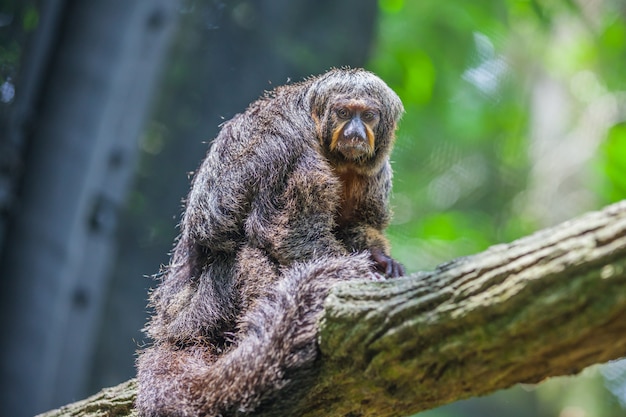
[361,110,378,122]
[336,107,351,119]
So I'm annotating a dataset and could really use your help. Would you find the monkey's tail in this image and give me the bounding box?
[135,253,373,417]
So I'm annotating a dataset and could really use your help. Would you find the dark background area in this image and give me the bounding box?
[1,1,626,417]
[0,0,379,415]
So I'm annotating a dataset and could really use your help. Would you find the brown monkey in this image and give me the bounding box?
[136,68,405,416]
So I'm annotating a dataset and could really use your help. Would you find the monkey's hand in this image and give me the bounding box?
[369,247,405,278]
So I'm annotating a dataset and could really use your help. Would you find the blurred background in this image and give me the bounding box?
[1,0,625,416]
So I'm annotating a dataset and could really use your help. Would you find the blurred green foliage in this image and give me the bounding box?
[366,1,626,416]
[603,123,626,202]
[369,0,531,271]
[368,0,626,269]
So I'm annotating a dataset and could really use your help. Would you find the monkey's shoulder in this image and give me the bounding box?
[206,103,317,173]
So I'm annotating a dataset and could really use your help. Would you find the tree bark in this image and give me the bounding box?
[37,379,138,417]
[38,200,626,417]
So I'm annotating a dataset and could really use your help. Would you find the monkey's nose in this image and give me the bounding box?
[343,118,367,141]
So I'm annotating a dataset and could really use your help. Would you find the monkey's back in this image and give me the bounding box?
[146,79,339,345]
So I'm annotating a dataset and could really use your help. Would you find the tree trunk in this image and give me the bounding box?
[0,1,180,415]
[37,200,626,417]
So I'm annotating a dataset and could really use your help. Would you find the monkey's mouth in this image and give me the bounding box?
[335,137,373,160]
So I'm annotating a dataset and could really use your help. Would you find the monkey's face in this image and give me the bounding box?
[309,68,403,171]
[329,99,380,161]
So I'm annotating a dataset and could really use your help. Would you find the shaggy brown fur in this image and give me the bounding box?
[135,68,404,416]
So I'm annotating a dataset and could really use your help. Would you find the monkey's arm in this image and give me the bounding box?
[339,225,405,277]
[338,162,405,277]
[247,152,349,266]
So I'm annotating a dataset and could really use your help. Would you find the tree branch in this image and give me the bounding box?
[38,201,626,417]
[37,378,138,417]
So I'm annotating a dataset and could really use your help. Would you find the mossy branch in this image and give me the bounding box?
[39,201,626,417]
